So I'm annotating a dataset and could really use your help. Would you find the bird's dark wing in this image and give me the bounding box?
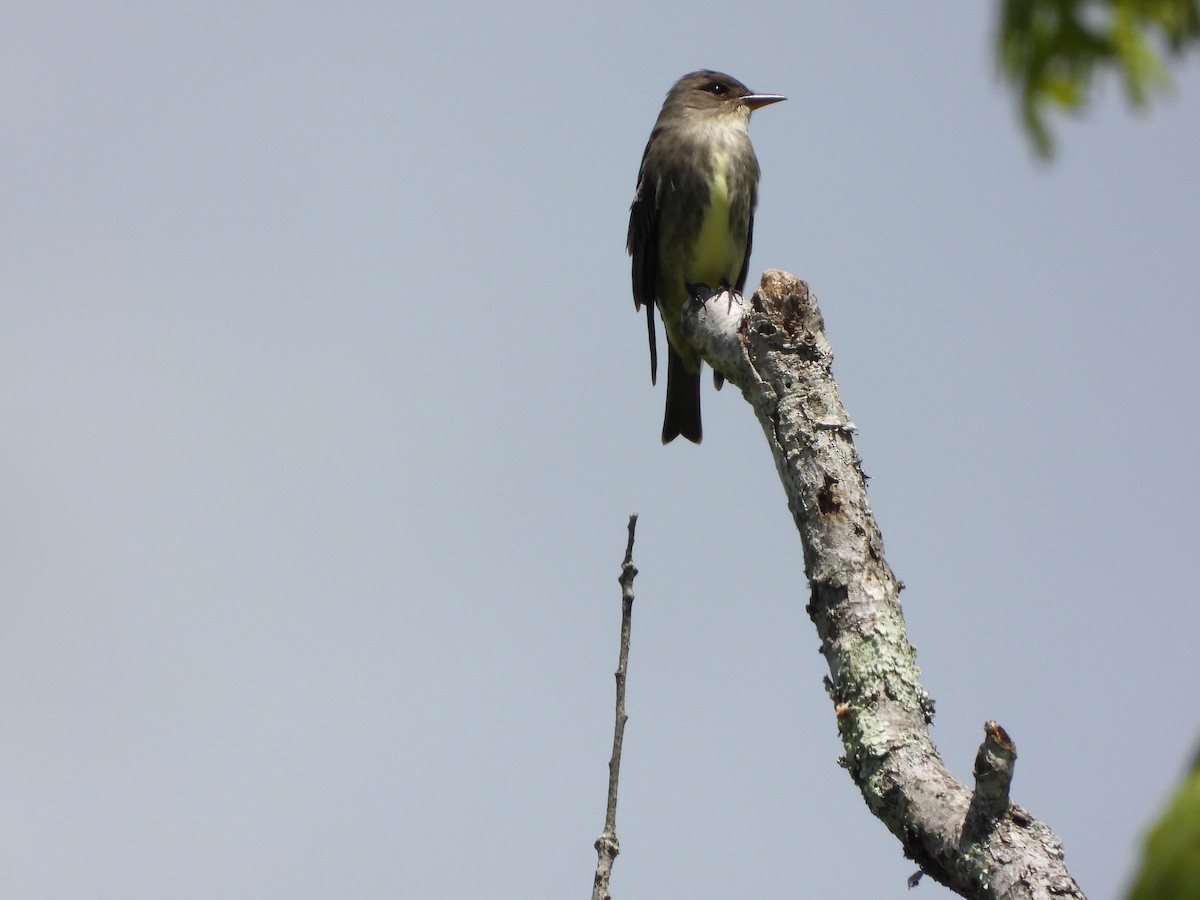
[627,132,660,385]
[717,179,760,393]
[734,181,759,295]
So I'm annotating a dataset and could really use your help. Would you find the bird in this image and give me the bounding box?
[627,70,784,443]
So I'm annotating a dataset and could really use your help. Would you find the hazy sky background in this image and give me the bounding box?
[3,3,1198,898]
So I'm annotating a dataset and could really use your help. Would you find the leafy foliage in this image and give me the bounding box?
[997,0,1200,155]
[1126,747,1200,900]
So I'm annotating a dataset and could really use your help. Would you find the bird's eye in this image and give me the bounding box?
[706,82,727,95]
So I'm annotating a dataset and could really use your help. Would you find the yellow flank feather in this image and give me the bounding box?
[689,150,743,288]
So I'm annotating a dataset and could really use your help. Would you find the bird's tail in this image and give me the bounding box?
[662,347,702,444]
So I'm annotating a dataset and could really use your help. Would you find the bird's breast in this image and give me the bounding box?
[689,149,745,288]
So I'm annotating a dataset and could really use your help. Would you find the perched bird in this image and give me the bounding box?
[627,70,784,443]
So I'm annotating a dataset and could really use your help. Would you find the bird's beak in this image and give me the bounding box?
[743,93,786,110]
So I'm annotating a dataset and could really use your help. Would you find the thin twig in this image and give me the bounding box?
[592,514,638,900]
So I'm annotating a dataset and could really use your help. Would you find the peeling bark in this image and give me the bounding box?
[680,272,1085,899]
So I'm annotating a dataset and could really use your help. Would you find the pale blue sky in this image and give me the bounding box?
[3,3,1198,898]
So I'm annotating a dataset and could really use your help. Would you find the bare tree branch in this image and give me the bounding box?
[592,514,638,900]
[682,273,1085,899]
